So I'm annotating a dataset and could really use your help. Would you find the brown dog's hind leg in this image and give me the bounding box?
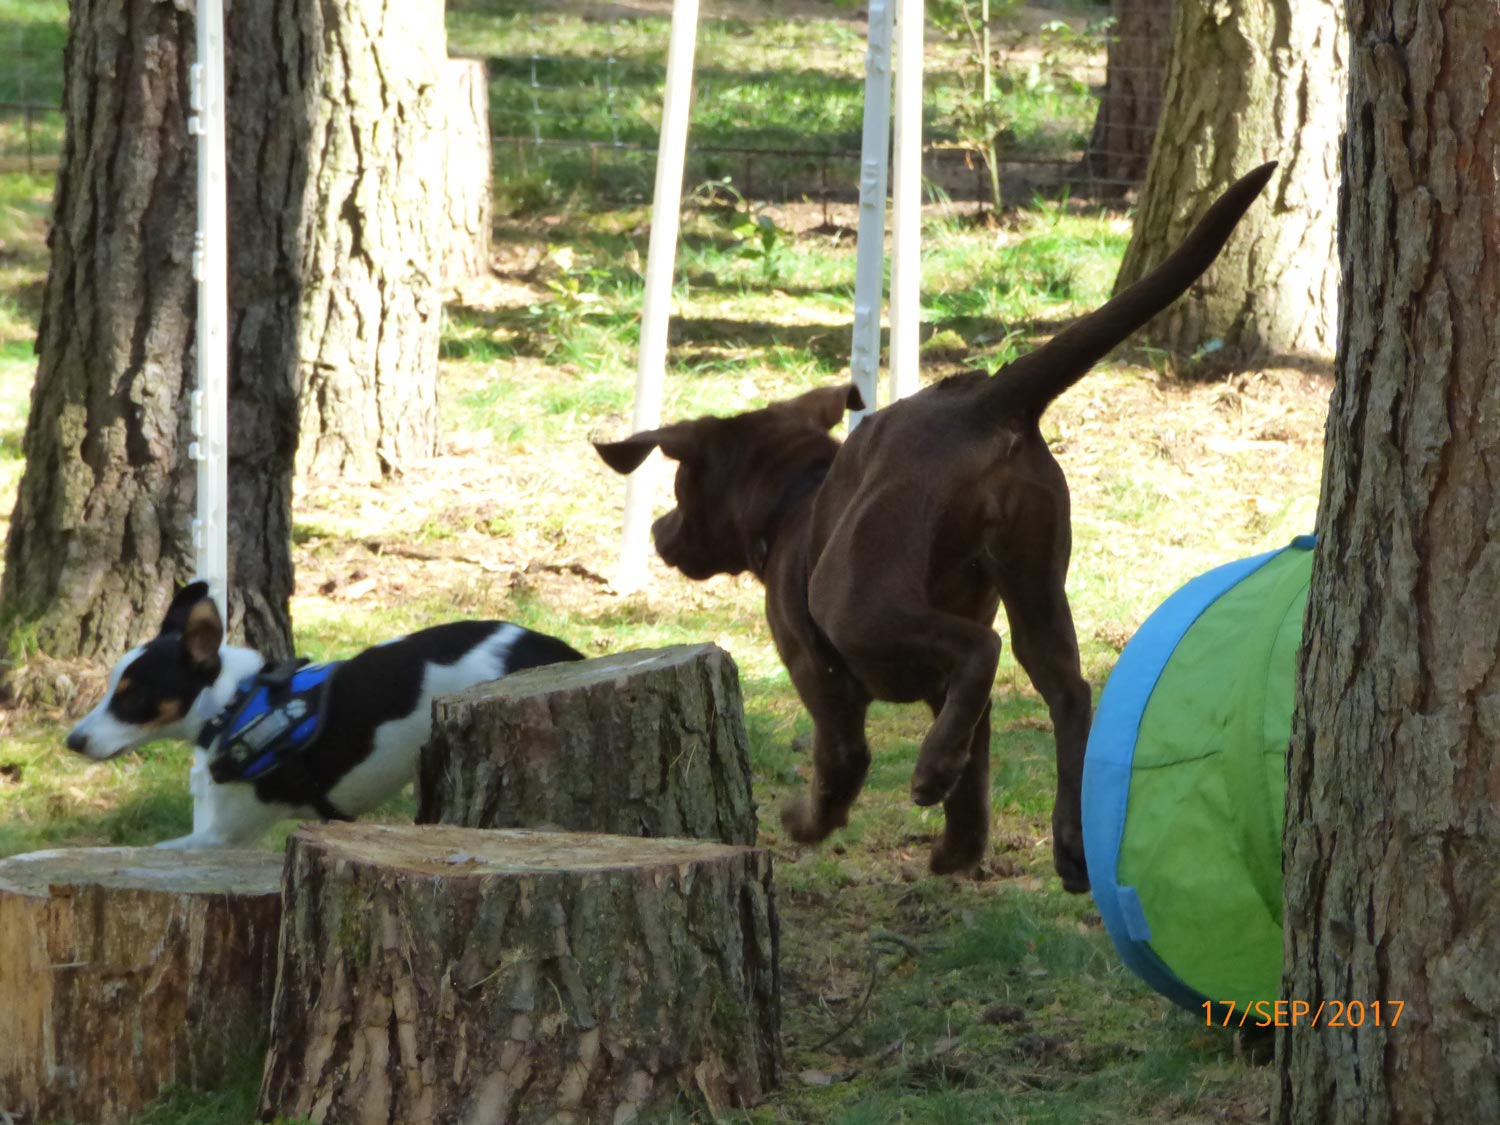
[1002,583,1092,894]
[930,700,992,875]
[815,603,1002,810]
[907,621,1002,808]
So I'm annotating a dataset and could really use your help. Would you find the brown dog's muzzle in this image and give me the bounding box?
[651,510,689,569]
[651,510,720,579]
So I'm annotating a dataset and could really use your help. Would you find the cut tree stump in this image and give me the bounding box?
[418,643,757,847]
[0,847,283,1125]
[259,823,780,1124]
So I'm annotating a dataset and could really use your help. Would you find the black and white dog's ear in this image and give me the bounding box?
[179,595,224,682]
[780,383,864,430]
[160,581,213,636]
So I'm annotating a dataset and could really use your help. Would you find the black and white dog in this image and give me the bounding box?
[65,583,584,848]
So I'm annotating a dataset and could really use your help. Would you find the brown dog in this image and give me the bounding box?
[597,163,1276,891]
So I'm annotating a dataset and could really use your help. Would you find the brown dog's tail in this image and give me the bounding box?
[986,160,1277,423]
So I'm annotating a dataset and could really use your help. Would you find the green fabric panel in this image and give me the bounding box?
[1116,547,1312,1009]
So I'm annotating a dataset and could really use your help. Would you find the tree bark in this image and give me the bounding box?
[294,0,448,481]
[418,644,758,847]
[1083,0,1173,189]
[0,0,208,690]
[1277,4,1500,1123]
[0,846,283,1125]
[1112,0,1345,362]
[440,57,493,290]
[259,823,781,1124]
[219,0,314,656]
[0,0,308,695]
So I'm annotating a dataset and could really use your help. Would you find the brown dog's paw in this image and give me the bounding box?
[909,767,961,808]
[1053,845,1090,894]
[1052,812,1090,894]
[929,834,986,877]
[779,793,838,844]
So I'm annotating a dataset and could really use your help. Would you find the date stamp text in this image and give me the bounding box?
[1204,1000,1404,1029]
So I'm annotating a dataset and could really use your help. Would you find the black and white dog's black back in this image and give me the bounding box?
[66,583,585,847]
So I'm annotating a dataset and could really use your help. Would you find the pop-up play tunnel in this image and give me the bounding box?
[1082,536,1314,1014]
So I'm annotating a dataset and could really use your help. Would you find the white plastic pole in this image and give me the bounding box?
[189,0,229,620]
[888,0,924,402]
[615,0,700,594]
[848,0,895,429]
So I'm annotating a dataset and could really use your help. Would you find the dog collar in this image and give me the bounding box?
[752,461,832,576]
[199,659,343,813]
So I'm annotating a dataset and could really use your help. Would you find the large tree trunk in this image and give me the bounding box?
[294,0,448,481]
[0,847,283,1125]
[0,0,297,703]
[1112,0,1345,362]
[440,56,493,290]
[259,823,781,1123]
[1083,0,1173,189]
[1277,4,1500,1123]
[418,644,758,847]
[222,0,311,655]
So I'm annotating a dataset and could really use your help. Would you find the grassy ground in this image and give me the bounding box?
[0,2,1329,1122]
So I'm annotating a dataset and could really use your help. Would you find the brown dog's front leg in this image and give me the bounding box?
[779,690,871,845]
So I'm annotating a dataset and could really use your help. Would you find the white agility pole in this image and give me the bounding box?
[847,0,896,428]
[615,0,700,593]
[189,0,229,620]
[888,0,924,403]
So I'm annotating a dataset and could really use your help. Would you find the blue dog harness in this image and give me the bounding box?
[198,659,350,820]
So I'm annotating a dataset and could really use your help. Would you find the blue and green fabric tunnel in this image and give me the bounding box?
[1082,536,1314,1013]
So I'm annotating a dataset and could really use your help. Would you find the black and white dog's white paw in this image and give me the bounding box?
[68,583,586,847]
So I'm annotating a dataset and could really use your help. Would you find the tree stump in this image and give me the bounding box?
[418,644,757,847]
[259,823,780,1124]
[0,847,283,1125]
[440,56,493,288]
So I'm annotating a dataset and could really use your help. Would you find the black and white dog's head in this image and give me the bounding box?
[66,583,236,761]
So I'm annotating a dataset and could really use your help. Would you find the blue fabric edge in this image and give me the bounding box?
[1081,543,1293,1012]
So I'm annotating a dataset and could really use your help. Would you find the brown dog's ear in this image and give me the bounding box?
[180,596,224,682]
[593,422,699,475]
[784,383,863,429]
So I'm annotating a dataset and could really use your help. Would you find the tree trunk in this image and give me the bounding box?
[1112,0,1345,362]
[418,644,758,847]
[0,847,283,1125]
[0,0,298,703]
[1278,4,1500,1123]
[440,57,493,289]
[259,823,781,1124]
[1083,0,1173,189]
[294,0,447,481]
[221,0,312,657]
[0,0,205,685]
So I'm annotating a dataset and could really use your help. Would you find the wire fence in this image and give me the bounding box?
[473,0,1169,206]
[0,10,65,173]
[0,1,1168,200]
